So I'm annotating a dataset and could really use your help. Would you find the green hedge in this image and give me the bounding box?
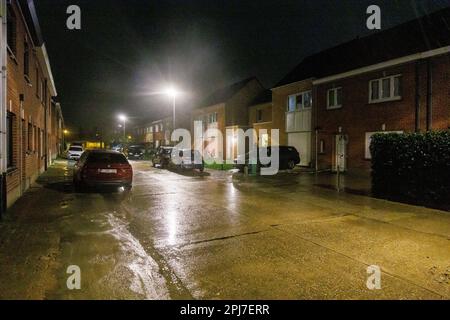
[370,131,450,205]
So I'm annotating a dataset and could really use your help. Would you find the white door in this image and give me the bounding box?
[288,132,311,166]
[335,135,347,172]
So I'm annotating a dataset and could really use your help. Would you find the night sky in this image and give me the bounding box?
[34,0,450,137]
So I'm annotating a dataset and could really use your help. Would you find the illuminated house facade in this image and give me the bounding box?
[191,77,265,162]
[272,7,450,172]
[1,0,63,209]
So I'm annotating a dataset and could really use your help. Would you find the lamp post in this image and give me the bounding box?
[164,87,179,131]
[118,114,127,142]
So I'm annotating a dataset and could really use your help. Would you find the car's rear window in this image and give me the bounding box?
[69,147,83,151]
[87,153,128,164]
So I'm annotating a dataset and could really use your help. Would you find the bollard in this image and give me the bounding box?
[336,165,341,192]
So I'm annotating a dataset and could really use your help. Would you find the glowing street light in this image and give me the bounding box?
[163,86,180,130]
[118,114,127,140]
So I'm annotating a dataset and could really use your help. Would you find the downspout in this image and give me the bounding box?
[426,59,433,131]
[44,99,47,171]
[0,0,7,216]
[19,94,24,195]
[313,85,319,172]
[414,61,421,132]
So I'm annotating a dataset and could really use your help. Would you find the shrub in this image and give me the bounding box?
[370,131,450,205]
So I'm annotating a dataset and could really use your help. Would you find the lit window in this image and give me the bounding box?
[287,91,312,111]
[260,133,269,147]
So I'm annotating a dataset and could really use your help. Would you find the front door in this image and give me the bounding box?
[335,134,347,172]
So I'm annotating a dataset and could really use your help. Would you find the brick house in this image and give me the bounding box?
[133,114,191,148]
[191,77,264,162]
[271,79,314,166]
[272,7,450,173]
[248,90,273,147]
[1,0,63,209]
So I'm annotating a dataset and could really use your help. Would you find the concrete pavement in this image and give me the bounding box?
[0,160,449,299]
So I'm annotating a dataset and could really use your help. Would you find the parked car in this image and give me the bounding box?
[126,145,145,160]
[234,146,300,171]
[174,149,205,172]
[73,150,133,191]
[152,146,174,168]
[67,146,84,161]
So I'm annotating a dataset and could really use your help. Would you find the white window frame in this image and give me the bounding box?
[369,74,402,103]
[287,91,312,112]
[327,87,342,109]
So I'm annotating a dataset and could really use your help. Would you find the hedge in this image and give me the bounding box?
[370,131,450,206]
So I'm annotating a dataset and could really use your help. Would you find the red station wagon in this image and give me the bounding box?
[73,150,133,191]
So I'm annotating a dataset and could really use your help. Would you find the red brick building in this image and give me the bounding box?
[274,7,450,173]
[1,0,63,209]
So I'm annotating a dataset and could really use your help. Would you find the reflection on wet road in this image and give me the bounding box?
[1,160,450,299]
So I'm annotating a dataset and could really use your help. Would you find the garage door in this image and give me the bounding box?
[288,132,311,166]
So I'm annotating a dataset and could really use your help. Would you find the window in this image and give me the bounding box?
[40,129,44,157]
[24,39,30,78]
[257,109,263,122]
[369,75,402,103]
[260,133,269,147]
[208,112,218,124]
[319,140,325,154]
[7,113,15,168]
[7,5,17,55]
[28,123,33,151]
[34,126,38,152]
[327,87,342,109]
[287,91,312,111]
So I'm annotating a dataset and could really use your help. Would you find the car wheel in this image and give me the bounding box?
[287,160,296,170]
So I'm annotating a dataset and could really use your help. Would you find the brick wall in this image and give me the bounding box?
[314,54,450,171]
[5,1,56,208]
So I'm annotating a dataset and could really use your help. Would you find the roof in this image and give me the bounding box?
[249,89,272,106]
[199,77,258,108]
[18,0,44,46]
[276,6,450,87]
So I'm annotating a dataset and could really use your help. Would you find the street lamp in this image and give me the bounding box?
[163,86,180,130]
[118,114,127,141]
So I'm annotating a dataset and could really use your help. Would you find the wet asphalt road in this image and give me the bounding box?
[0,160,449,299]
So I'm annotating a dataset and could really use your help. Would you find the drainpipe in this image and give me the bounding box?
[426,59,433,131]
[313,84,319,172]
[44,99,48,171]
[19,95,24,195]
[0,0,7,216]
[414,61,421,132]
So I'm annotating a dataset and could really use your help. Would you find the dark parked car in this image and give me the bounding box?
[73,150,133,191]
[234,146,300,171]
[126,145,145,160]
[152,146,174,168]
